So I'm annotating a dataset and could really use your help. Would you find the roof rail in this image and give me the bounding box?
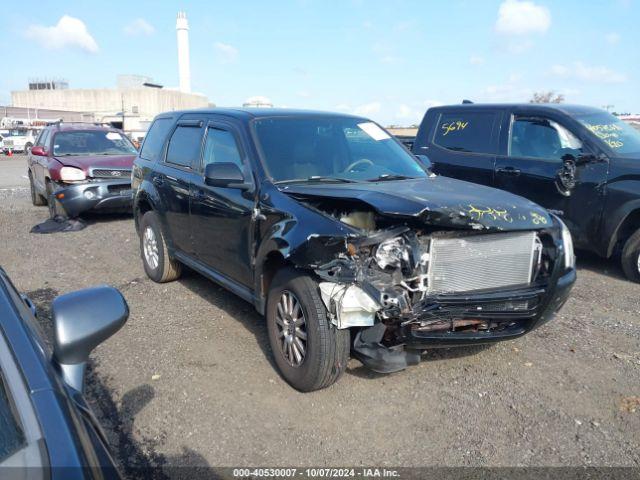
[462,99,474,104]
[46,120,115,128]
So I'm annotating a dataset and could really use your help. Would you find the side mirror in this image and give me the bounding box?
[204,162,250,189]
[415,154,433,171]
[52,286,129,392]
[31,146,46,156]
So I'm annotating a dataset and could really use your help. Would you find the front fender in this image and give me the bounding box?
[253,184,361,300]
[602,195,640,258]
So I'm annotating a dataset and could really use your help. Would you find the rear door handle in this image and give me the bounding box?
[496,166,521,176]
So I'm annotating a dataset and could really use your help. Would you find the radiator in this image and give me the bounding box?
[428,231,538,294]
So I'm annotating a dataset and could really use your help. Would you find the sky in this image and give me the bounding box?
[1,0,638,125]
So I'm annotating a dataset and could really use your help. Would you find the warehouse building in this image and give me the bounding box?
[11,75,209,133]
[10,12,209,137]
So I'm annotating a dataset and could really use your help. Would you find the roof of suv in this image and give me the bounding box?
[46,122,122,132]
[164,107,366,121]
[430,103,605,116]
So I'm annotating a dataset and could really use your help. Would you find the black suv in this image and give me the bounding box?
[413,103,640,281]
[132,108,575,391]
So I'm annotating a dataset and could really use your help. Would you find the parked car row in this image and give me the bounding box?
[24,102,640,394]
[14,102,635,473]
[29,105,640,393]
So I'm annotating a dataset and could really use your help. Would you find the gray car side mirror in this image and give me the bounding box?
[52,286,128,392]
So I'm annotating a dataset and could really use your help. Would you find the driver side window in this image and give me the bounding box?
[510,116,583,161]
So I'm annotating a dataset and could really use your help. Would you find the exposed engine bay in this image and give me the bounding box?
[301,199,557,373]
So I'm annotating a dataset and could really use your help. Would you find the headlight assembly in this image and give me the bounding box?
[375,237,410,269]
[59,167,87,182]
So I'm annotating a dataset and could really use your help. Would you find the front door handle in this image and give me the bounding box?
[496,166,521,176]
[192,189,206,200]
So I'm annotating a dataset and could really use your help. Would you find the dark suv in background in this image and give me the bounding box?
[27,122,138,218]
[132,108,575,392]
[413,103,640,281]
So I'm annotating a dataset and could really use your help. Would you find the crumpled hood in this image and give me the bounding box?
[280,176,553,231]
[54,154,136,173]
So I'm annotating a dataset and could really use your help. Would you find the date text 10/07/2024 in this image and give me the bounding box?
[232,468,401,478]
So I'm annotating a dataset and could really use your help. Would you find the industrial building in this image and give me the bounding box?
[9,12,209,135]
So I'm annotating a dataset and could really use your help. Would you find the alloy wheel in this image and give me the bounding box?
[143,226,159,270]
[275,290,308,367]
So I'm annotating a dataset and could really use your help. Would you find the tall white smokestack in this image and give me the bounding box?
[176,11,191,93]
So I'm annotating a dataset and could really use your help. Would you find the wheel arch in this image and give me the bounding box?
[254,249,296,315]
[606,201,640,257]
[133,191,155,232]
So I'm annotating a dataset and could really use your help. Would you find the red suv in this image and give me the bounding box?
[27,122,138,217]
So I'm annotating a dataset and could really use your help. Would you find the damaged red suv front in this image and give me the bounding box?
[27,123,138,218]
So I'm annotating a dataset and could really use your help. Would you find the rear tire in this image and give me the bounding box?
[266,268,350,392]
[29,173,45,206]
[139,211,181,283]
[621,228,640,283]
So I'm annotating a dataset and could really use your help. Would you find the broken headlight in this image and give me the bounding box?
[374,237,410,269]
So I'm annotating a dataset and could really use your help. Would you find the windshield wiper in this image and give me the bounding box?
[275,176,360,185]
[367,174,417,182]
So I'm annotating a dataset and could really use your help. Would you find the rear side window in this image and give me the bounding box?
[433,111,497,154]
[166,126,203,168]
[0,374,25,462]
[202,128,243,168]
[140,118,173,162]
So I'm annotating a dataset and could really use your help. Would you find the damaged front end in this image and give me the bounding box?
[307,202,575,374]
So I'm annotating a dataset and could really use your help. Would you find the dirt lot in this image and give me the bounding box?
[1,157,639,475]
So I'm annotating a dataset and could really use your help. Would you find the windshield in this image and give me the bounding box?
[253,116,427,183]
[576,112,640,156]
[6,130,26,137]
[52,130,137,156]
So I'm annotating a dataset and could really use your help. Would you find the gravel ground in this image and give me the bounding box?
[0,184,639,475]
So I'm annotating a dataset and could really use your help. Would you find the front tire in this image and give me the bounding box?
[29,172,45,206]
[621,229,640,283]
[139,211,181,283]
[266,268,349,392]
[46,180,63,218]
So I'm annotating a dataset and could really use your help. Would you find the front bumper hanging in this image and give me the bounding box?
[53,180,133,217]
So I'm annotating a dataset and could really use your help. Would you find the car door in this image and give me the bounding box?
[156,118,206,256]
[494,108,608,246]
[30,129,50,192]
[189,119,256,287]
[424,109,501,186]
